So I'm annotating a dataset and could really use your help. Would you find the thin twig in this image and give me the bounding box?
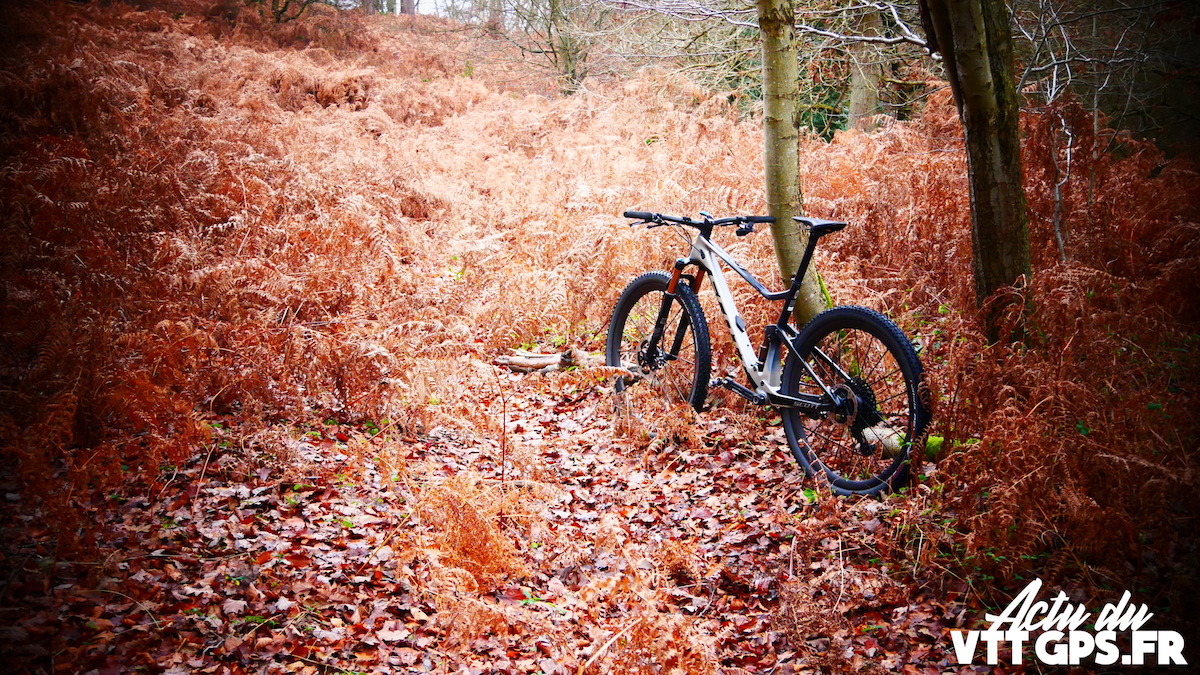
[191,442,218,518]
[86,588,162,630]
[577,617,643,675]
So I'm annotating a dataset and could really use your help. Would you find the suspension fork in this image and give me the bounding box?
[648,259,706,360]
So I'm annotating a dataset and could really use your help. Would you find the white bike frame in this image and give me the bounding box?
[644,213,849,412]
[690,238,780,393]
[670,231,842,408]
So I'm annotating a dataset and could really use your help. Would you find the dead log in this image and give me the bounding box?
[493,348,605,374]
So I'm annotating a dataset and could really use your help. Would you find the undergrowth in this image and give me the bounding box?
[0,0,1197,667]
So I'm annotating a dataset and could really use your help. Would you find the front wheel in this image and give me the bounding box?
[781,306,929,496]
[606,272,711,412]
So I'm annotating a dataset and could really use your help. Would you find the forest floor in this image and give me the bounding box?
[1,2,1197,673]
[3,373,978,674]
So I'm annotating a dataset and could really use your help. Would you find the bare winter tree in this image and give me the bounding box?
[453,0,608,92]
[756,0,829,324]
[846,5,884,130]
[603,1,929,135]
[599,1,933,322]
[1010,0,1200,261]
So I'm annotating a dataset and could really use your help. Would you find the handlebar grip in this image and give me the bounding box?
[746,216,775,224]
[624,211,655,220]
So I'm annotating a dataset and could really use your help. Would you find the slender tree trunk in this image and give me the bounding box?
[847,8,884,131]
[920,0,1030,341]
[485,0,503,33]
[547,0,582,93]
[756,0,826,325]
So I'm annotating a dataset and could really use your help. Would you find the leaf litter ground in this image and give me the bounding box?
[2,369,987,674]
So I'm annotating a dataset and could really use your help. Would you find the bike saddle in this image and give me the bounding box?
[793,217,848,236]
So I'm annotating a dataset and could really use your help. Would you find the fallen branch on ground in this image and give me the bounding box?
[493,348,605,373]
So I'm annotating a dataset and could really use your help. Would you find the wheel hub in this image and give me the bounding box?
[846,377,883,435]
[832,378,884,456]
[636,339,665,372]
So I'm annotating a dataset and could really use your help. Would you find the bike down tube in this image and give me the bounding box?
[686,239,768,389]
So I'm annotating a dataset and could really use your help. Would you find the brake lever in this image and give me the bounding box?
[735,222,754,237]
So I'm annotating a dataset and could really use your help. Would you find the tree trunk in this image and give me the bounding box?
[756,0,827,326]
[547,0,583,93]
[847,8,884,131]
[401,0,415,16]
[920,0,1030,341]
[485,0,503,33]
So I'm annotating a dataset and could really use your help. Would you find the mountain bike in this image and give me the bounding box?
[606,210,930,496]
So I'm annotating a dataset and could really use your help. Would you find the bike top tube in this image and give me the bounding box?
[699,237,792,302]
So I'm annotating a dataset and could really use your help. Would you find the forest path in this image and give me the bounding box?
[3,368,966,673]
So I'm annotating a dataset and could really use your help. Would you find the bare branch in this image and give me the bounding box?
[793,22,926,48]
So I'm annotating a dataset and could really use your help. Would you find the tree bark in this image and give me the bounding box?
[547,0,583,93]
[401,0,415,16]
[920,0,1030,340]
[847,8,884,131]
[756,0,827,326]
[485,0,503,33]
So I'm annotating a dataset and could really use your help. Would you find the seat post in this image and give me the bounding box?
[785,217,847,296]
[788,231,822,294]
[776,219,844,325]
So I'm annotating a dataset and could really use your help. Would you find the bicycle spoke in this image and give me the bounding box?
[810,346,852,386]
[806,425,858,457]
[850,337,878,383]
[666,353,695,367]
[626,307,655,341]
[874,389,909,407]
[860,336,888,383]
[658,363,691,403]
[867,365,903,389]
[609,275,710,415]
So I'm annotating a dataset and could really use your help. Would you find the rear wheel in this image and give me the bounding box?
[781,306,928,495]
[606,272,711,412]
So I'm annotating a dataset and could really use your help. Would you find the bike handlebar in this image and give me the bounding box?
[622,211,775,228]
[623,210,655,221]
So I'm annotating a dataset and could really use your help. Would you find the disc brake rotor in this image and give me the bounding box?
[636,339,663,372]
